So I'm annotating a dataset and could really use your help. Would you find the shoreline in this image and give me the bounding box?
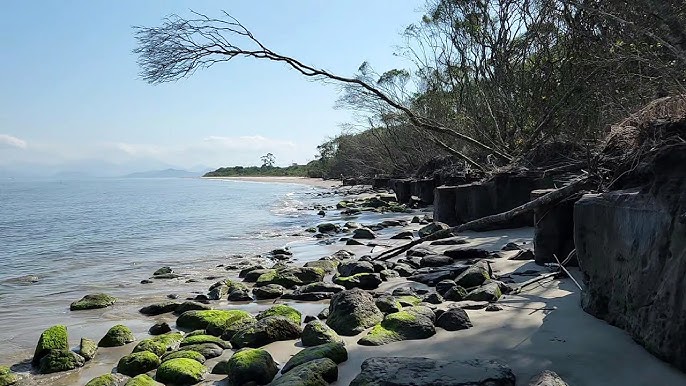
[6,186,686,386]
[202,176,342,188]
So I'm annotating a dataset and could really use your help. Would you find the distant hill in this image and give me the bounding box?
[124,168,201,178]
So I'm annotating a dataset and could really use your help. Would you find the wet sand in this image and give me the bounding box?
[202,176,342,188]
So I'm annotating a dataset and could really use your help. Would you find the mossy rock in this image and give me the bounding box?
[70,293,117,311]
[79,337,98,361]
[231,316,302,348]
[155,358,207,385]
[282,342,347,374]
[303,260,339,273]
[454,264,490,288]
[133,340,167,358]
[465,282,502,302]
[257,304,301,325]
[38,349,85,374]
[160,350,206,364]
[270,358,338,386]
[396,295,421,307]
[117,351,161,377]
[219,317,257,341]
[326,289,383,336]
[172,343,223,359]
[99,325,135,347]
[333,273,382,290]
[32,325,69,365]
[255,267,325,288]
[139,301,179,316]
[125,374,162,386]
[252,284,285,300]
[358,309,436,346]
[177,309,251,333]
[375,296,403,314]
[213,348,279,385]
[444,285,468,301]
[173,301,211,315]
[0,366,19,386]
[180,335,230,349]
[301,320,343,347]
[84,373,129,386]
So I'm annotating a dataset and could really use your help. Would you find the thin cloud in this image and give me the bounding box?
[0,134,27,149]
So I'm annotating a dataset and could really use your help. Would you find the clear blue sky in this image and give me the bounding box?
[0,1,423,175]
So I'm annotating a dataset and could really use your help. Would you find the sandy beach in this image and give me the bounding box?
[202,176,342,189]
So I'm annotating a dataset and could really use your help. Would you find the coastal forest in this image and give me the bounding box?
[133,0,686,180]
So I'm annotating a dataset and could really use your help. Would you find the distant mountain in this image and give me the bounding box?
[123,168,201,178]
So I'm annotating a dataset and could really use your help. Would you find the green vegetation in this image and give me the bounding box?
[98,325,135,347]
[33,325,69,365]
[70,293,116,311]
[160,350,206,364]
[203,161,324,178]
[176,309,252,331]
[125,374,159,386]
[256,305,302,325]
[84,374,120,386]
[117,351,161,377]
[213,348,279,385]
[155,358,207,385]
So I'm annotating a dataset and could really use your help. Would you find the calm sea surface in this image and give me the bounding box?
[0,177,327,362]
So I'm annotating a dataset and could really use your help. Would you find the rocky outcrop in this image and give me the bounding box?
[349,357,515,386]
[575,144,686,371]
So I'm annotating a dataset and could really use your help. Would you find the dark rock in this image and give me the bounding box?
[337,260,375,276]
[238,265,266,278]
[391,287,417,297]
[174,301,211,315]
[486,304,503,312]
[270,358,338,386]
[443,248,490,260]
[430,237,468,246]
[299,282,345,294]
[454,262,490,288]
[149,322,172,335]
[349,357,515,386]
[317,307,329,320]
[436,279,457,295]
[436,307,472,331]
[317,223,338,233]
[508,249,535,260]
[78,338,97,361]
[358,308,435,345]
[352,227,376,239]
[346,239,365,245]
[301,320,343,347]
[375,295,402,314]
[70,293,117,311]
[327,288,383,336]
[379,269,400,280]
[501,242,522,251]
[213,348,278,385]
[243,269,275,282]
[230,316,302,348]
[140,279,153,284]
[153,267,173,276]
[38,349,85,374]
[98,325,134,347]
[444,285,468,301]
[282,342,347,374]
[393,263,415,277]
[117,351,161,377]
[465,282,502,302]
[255,267,325,288]
[177,343,224,359]
[303,260,338,273]
[281,291,335,301]
[406,247,434,257]
[333,273,382,290]
[422,293,444,304]
[408,265,469,286]
[304,315,317,323]
[528,370,569,386]
[391,231,414,239]
[418,222,450,238]
[420,255,453,267]
[139,301,179,316]
[252,284,285,300]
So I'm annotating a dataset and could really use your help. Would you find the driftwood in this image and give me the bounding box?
[510,272,560,295]
[373,176,591,261]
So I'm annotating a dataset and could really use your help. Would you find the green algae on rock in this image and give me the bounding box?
[180,334,231,349]
[70,293,117,311]
[155,358,207,385]
[326,289,383,336]
[176,309,252,332]
[133,332,183,357]
[160,350,206,364]
[281,342,347,374]
[270,358,338,386]
[99,325,135,347]
[257,304,302,325]
[212,348,279,385]
[0,366,19,386]
[38,349,85,374]
[255,267,325,288]
[117,351,161,377]
[231,316,302,348]
[84,373,129,386]
[32,325,69,365]
[333,273,382,290]
[301,320,343,347]
[124,374,162,386]
[171,343,223,359]
[79,337,98,361]
[358,309,436,346]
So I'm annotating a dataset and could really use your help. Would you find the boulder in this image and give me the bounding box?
[420,255,453,267]
[443,248,490,260]
[243,268,275,282]
[349,357,515,386]
[444,285,469,301]
[180,335,230,349]
[153,267,173,276]
[149,322,171,336]
[436,279,457,295]
[375,295,402,314]
[98,325,134,347]
[465,282,502,302]
[298,282,345,294]
[230,316,302,348]
[528,370,569,386]
[358,309,436,346]
[436,307,473,331]
[239,265,266,278]
[176,309,252,333]
[317,223,338,233]
[352,227,376,239]
[252,284,285,299]
[117,351,161,377]
[169,342,223,359]
[281,291,334,301]
[418,221,450,238]
[33,325,69,365]
[422,293,444,304]
[431,237,468,246]
[270,358,338,386]
[0,366,19,386]
[393,263,415,277]
[301,320,343,347]
[124,374,161,386]
[337,260,375,276]
[303,260,338,273]
[257,304,302,325]
[38,349,85,374]
[333,273,382,290]
[219,317,258,341]
[212,348,278,385]
[84,374,129,386]
[160,350,206,364]
[70,293,116,311]
[155,358,207,385]
[139,301,179,316]
[327,288,384,336]
[380,269,400,280]
[282,342,347,374]
[391,231,413,239]
[255,267,325,287]
[79,338,98,361]
[173,301,211,315]
[454,263,490,288]
[408,265,469,286]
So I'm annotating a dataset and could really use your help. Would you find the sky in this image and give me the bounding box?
[0,1,423,176]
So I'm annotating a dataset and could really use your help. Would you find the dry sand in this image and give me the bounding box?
[202,176,342,188]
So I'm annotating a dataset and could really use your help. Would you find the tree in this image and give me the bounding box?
[260,152,275,168]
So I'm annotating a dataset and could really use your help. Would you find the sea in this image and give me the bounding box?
[0,177,335,371]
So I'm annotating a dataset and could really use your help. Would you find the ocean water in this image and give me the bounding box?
[0,177,327,363]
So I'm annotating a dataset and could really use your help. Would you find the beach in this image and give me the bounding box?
[3,179,685,386]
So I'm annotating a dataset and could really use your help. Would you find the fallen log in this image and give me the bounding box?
[373,176,591,261]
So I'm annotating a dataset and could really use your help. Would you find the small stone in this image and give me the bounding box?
[98,325,135,347]
[270,358,338,386]
[149,322,172,335]
[252,284,285,300]
[486,304,503,312]
[79,338,98,361]
[528,370,569,386]
[304,315,318,323]
[422,293,444,304]
[436,307,473,331]
[444,285,468,301]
